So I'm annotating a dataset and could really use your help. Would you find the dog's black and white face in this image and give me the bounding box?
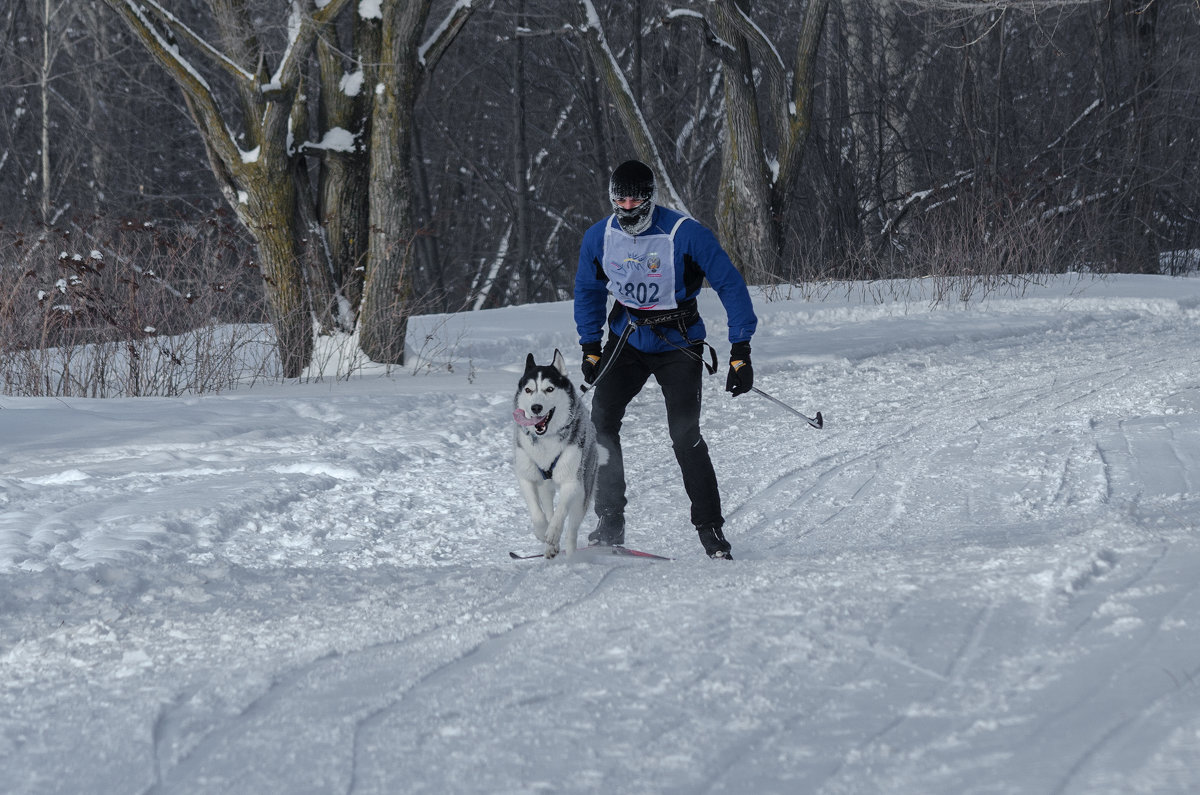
[513,350,576,438]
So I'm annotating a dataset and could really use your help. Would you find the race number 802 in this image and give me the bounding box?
[619,280,661,307]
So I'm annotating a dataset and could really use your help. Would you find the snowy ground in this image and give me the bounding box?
[2,274,1200,794]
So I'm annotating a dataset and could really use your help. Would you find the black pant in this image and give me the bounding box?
[590,341,722,529]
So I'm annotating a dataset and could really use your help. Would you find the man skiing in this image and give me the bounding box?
[574,159,757,559]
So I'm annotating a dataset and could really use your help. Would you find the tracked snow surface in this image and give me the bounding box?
[3,274,1200,794]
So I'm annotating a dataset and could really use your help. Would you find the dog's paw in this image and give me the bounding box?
[543,541,560,559]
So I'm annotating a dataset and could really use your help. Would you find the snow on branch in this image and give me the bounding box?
[1038,186,1121,222]
[883,94,1106,237]
[268,0,354,92]
[297,127,360,154]
[117,0,255,85]
[420,0,478,69]
[881,170,975,237]
[110,0,215,92]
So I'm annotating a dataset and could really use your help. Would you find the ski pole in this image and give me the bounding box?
[750,387,823,429]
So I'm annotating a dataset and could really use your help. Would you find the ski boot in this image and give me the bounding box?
[587,514,625,547]
[696,523,733,560]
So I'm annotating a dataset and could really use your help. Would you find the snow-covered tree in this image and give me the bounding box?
[101,0,476,374]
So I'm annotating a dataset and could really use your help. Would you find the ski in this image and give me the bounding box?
[603,546,673,560]
[509,545,672,561]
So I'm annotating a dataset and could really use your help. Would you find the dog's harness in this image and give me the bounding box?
[537,453,562,481]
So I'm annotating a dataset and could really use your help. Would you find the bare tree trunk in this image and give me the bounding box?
[235,166,313,378]
[359,0,476,362]
[512,0,532,305]
[288,81,341,336]
[1121,0,1159,273]
[317,15,374,324]
[774,0,830,220]
[359,2,426,364]
[410,124,446,310]
[843,1,876,234]
[83,2,108,215]
[709,1,778,283]
[583,55,610,208]
[38,0,53,223]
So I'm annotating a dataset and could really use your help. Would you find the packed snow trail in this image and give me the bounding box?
[2,275,1200,793]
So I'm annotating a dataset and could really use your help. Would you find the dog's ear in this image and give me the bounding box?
[524,353,536,372]
[552,349,566,375]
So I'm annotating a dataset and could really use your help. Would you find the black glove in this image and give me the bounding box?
[581,342,603,384]
[726,341,753,396]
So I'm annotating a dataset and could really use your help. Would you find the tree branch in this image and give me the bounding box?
[710,0,791,146]
[102,0,241,175]
[575,0,689,214]
[117,0,257,84]
[420,0,478,74]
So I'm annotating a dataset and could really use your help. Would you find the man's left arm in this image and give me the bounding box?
[682,223,757,395]
[683,223,757,344]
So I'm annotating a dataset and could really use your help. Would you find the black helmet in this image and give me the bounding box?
[609,160,656,234]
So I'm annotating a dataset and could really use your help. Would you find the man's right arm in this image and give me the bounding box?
[574,223,609,346]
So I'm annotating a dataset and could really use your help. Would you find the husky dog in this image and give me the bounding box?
[512,350,602,558]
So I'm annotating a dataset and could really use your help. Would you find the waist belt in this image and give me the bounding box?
[626,298,699,329]
[614,298,717,375]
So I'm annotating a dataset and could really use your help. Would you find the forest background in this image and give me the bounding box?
[1,0,1198,391]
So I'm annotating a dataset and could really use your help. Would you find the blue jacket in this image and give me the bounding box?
[574,206,757,354]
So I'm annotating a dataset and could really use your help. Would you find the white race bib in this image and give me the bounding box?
[601,217,688,311]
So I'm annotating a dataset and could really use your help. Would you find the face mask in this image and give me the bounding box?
[612,197,653,234]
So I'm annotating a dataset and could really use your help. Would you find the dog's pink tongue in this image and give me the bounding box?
[513,409,544,427]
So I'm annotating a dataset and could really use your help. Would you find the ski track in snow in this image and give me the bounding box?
[3,276,1200,793]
